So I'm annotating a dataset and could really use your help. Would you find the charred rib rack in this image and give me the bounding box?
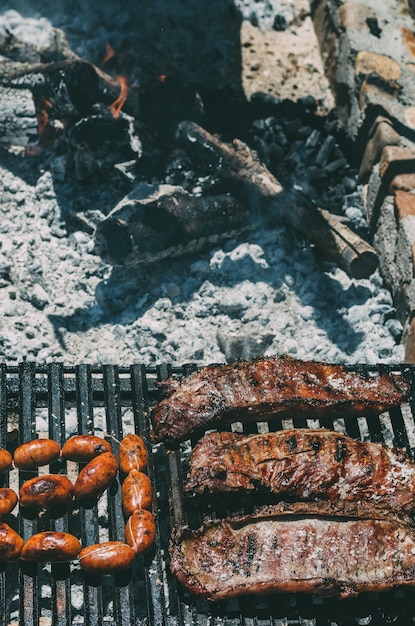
[185,428,415,513]
[150,355,411,444]
[169,501,415,601]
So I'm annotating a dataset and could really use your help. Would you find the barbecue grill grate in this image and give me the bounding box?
[1,362,415,626]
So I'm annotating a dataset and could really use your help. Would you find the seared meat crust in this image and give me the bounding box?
[150,356,411,444]
[170,501,415,600]
[185,429,415,513]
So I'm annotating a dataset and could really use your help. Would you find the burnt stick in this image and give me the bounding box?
[176,120,378,279]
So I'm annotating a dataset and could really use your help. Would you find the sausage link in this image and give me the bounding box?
[74,451,118,500]
[0,449,13,474]
[21,531,81,562]
[79,541,136,574]
[0,488,18,518]
[0,523,24,561]
[19,474,74,508]
[13,439,61,470]
[121,469,153,517]
[61,435,112,462]
[119,434,148,474]
[125,510,156,554]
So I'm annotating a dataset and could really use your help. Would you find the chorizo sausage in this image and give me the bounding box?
[0,488,18,518]
[124,510,156,554]
[0,449,13,474]
[121,469,153,517]
[13,439,61,470]
[79,541,136,574]
[119,433,148,474]
[20,531,81,562]
[73,451,118,500]
[61,435,112,462]
[19,474,74,508]
[0,523,24,561]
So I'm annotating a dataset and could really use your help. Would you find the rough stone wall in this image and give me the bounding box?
[311,0,415,361]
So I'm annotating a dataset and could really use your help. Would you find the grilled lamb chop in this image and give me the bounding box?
[150,356,411,444]
[185,428,415,513]
[170,501,415,600]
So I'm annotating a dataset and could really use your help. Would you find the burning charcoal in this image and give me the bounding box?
[252,119,267,132]
[366,17,382,37]
[307,165,327,183]
[268,143,285,163]
[298,95,317,112]
[305,129,321,149]
[273,14,287,31]
[325,157,348,174]
[283,118,303,137]
[315,135,336,167]
[94,183,250,266]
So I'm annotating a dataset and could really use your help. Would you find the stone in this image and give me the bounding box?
[358,116,401,182]
[355,51,402,83]
[358,81,396,111]
[405,106,415,129]
[339,2,375,31]
[404,316,415,362]
[394,190,415,221]
[379,144,415,192]
[372,195,398,295]
[402,27,415,59]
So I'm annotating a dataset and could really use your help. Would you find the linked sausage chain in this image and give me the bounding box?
[0,433,156,575]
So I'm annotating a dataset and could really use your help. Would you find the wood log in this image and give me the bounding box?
[176,121,378,279]
[93,183,251,266]
[0,58,139,118]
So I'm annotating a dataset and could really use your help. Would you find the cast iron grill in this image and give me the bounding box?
[1,362,415,626]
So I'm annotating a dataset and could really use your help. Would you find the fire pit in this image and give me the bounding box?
[0,0,411,367]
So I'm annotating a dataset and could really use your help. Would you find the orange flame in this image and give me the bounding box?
[102,43,116,66]
[110,76,128,118]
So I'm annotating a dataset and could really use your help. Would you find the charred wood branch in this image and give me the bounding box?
[0,58,139,119]
[93,184,250,266]
[176,121,378,279]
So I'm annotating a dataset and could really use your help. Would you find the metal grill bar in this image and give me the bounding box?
[0,363,413,625]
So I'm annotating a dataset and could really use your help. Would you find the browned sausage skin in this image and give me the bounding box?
[125,510,156,554]
[79,541,136,574]
[0,523,24,561]
[13,439,61,470]
[0,488,18,518]
[61,435,112,462]
[73,451,118,500]
[19,474,74,508]
[0,449,13,474]
[119,434,148,474]
[121,470,153,517]
[21,531,81,562]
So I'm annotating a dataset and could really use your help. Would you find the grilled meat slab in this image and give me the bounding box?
[170,502,415,600]
[150,356,411,444]
[185,428,415,513]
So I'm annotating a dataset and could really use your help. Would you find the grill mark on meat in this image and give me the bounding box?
[185,429,415,513]
[286,434,297,452]
[150,356,411,444]
[335,440,346,462]
[169,502,415,600]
